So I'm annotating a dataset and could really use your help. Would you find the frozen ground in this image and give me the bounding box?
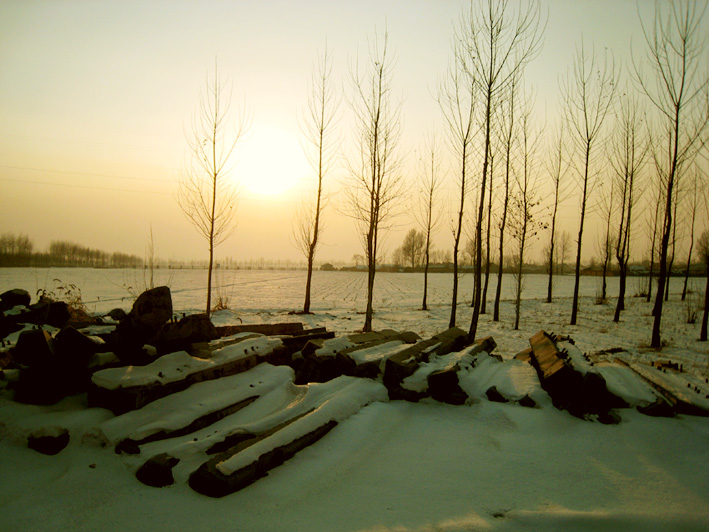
[0,269,708,531]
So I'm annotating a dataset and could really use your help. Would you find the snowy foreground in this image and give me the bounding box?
[1,270,708,532]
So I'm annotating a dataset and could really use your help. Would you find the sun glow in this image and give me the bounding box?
[236,124,310,197]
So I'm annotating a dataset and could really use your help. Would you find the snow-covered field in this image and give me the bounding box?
[1,268,708,532]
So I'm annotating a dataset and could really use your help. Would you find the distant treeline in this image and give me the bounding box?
[0,232,142,268]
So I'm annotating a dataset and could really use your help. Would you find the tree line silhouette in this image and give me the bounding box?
[0,232,142,268]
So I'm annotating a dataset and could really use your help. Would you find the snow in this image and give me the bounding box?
[346,340,409,365]
[595,363,657,406]
[315,336,357,356]
[91,337,282,390]
[0,270,708,531]
[86,364,294,446]
[215,376,387,476]
[458,352,549,404]
[622,358,709,410]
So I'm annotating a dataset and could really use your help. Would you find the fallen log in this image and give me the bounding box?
[382,327,474,401]
[88,336,287,414]
[188,376,387,497]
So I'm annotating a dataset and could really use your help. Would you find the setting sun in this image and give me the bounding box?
[236,124,310,197]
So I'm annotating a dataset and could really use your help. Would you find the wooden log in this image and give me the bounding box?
[89,337,287,414]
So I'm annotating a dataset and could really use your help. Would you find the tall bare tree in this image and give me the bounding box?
[610,92,646,322]
[698,229,709,341]
[596,180,615,303]
[493,74,519,321]
[681,168,700,301]
[179,64,247,316]
[345,31,403,332]
[544,123,569,303]
[645,171,664,301]
[439,37,476,328]
[480,151,494,314]
[509,91,545,330]
[459,0,544,342]
[634,0,709,347]
[415,136,443,310]
[295,45,339,314]
[562,41,617,325]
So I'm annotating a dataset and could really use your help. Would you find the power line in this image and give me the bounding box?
[0,164,176,183]
[0,177,172,195]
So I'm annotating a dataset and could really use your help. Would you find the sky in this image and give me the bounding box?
[1,0,706,266]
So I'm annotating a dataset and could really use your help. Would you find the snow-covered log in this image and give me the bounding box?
[188,376,387,497]
[88,336,288,414]
[528,331,625,421]
[84,364,294,449]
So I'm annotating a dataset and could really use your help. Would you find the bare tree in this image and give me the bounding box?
[509,92,545,330]
[562,40,617,325]
[295,45,339,314]
[663,181,681,303]
[681,168,700,300]
[415,137,443,310]
[345,30,403,332]
[493,74,518,321]
[596,180,615,303]
[610,92,647,322]
[460,0,544,341]
[480,152,494,314]
[439,34,476,328]
[544,123,569,303]
[645,171,664,301]
[634,0,709,347]
[557,230,572,274]
[179,64,247,316]
[698,230,709,341]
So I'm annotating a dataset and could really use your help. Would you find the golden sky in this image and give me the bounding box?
[1,0,702,265]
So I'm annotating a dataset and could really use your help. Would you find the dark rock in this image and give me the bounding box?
[21,299,71,328]
[597,410,622,424]
[109,287,172,362]
[27,427,70,455]
[485,386,509,403]
[0,349,13,369]
[13,329,55,367]
[0,316,23,342]
[45,301,71,328]
[54,326,100,362]
[428,366,467,405]
[154,313,219,355]
[130,286,172,331]
[136,453,180,487]
[107,308,128,322]
[0,289,31,310]
[518,394,537,408]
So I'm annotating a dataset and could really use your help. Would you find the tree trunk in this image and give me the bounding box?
[303,252,314,313]
[422,233,430,311]
[450,146,467,328]
[481,156,493,314]
[468,92,492,343]
[570,147,590,326]
[613,259,626,322]
[700,272,708,341]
